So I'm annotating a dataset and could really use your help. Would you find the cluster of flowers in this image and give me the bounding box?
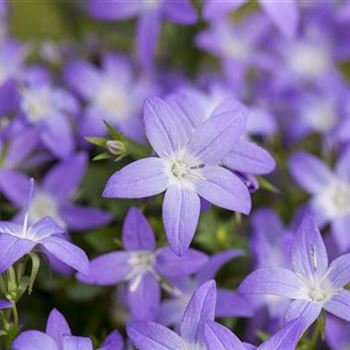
[1,0,350,349]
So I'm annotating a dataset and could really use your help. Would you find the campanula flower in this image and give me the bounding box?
[203,0,299,38]
[326,315,350,350]
[289,150,350,252]
[158,249,253,326]
[103,95,251,255]
[0,178,89,274]
[12,308,123,350]
[127,280,216,350]
[168,87,276,176]
[77,207,208,321]
[239,215,350,333]
[87,0,197,68]
[0,122,41,206]
[65,53,156,142]
[0,40,26,117]
[204,317,302,350]
[18,67,78,159]
[13,153,112,231]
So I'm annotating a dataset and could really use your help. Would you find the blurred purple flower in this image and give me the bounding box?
[326,315,350,350]
[240,215,350,334]
[195,15,272,86]
[18,67,78,159]
[0,178,89,274]
[87,0,197,68]
[127,280,216,350]
[0,121,42,205]
[204,317,302,350]
[0,299,12,309]
[77,207,208,321]
[289,150,350,251]
[13,152,112,231]
[286,86,350,145]
[0,40,26,117]
[158,249,253,327]
[12,308,123,350]
[65,54,155,142]
[103,96,251,255]
[248,209,295,331]
[203,0,299,38]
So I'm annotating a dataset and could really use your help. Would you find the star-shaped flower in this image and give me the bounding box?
[77,207,208,321]
[127,280,216,350]
[0,178,89,275]
[12,308,123,350]
[103,96,251,255]
[289,149,350,252]
[239,215,350,333]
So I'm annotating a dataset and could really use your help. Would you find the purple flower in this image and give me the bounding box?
[204,317,302,350]
[202,0,299,38]
[127,280,216,350]
[158,249,253,326]
[326,315,350,350]
[0,299,13,309]
[195,15,272,86]
[13,153,112,231]
[0,122,41,206]
[18,68,78,159]
[0,178,89,274]
[239,215,350,333]
[103,96,251,255]
[289,150,350,252]
[12,308,123,350]
[249,209,295,320]
[86,0,197,68]
[64,54,155,142]
[77,207,208,320]
[0,40,26,117]
[168,88,276,176]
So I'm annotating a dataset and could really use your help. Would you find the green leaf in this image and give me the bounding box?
[123,136,151,159]
[258,177,280,194]
[92,152,113,161]
[28,253,40,294]
[85,137,108,147]
[103,120,123,141]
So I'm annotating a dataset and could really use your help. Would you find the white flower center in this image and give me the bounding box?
[165,149,205,190]
[95,80,131,122]
[29,192,65,227]
[308,287,328,302]
[317,179,350,218]
[21,87,53,123]
[126,251,156,292]
[303,99,337,132]
[224,36,251,60]
[287,42,331,78]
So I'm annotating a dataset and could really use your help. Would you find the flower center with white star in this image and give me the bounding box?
[164,149,205,190]
[21,86,53,123]
[287,41,331,79]
[126,251,156,292]
[316,178,350,218]
[29,191,65,227]
[303,99,337,132]
[296,246,337,303]
[223,34,251,60]
[95,79,131,122]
